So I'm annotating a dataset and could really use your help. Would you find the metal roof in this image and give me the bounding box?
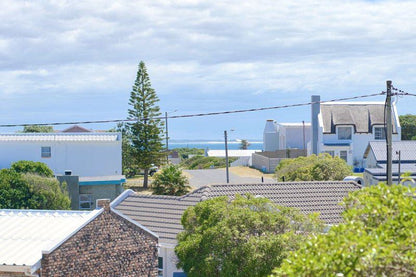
[364,141,416,162]
[114,181,361,245]
[0,133,120,142]
[0,209,99,270]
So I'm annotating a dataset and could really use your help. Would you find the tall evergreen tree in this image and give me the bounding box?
[127,61,164,188]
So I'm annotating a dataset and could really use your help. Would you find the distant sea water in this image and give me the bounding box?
[169,140,263,150]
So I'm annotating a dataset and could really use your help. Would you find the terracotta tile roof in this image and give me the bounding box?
[114,181,361,244]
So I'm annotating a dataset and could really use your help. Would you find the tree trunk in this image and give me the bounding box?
[143,168,149,189]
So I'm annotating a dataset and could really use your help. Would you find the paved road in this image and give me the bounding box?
[184,169,274,188]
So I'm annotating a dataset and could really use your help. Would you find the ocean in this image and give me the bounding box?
[169,140,263,150]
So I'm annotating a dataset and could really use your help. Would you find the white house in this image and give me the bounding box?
[310,95,401,169]
[0,132,122,177]
[263,120,311,151]
[363,141,416,186]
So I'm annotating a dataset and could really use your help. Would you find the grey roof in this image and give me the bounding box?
[365,163,416,175]
[114,182,361,244]
[364,141,416,162]
[321,103,397,134]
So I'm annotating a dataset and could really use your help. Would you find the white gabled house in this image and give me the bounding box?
[310,95,401,170]
[0,132,122,177]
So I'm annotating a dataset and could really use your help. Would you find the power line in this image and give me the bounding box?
[0,92,384,128]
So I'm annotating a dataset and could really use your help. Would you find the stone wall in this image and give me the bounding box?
[41,205,158,277]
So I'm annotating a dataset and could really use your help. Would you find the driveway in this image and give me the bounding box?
[184,168,274,188]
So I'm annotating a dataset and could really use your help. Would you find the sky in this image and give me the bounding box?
[0,0,415,141]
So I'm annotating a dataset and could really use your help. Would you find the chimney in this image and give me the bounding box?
[96,199,111,212]
[311,95,321,155]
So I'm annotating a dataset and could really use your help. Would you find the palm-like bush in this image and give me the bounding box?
[151,164,190,196]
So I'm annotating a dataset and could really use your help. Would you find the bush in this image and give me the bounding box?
[275,153,352,181]
[152,164,190,196]
[181,156,237,169]
[11,160,54,177]
[271,183,416,276]
[0,169,70,209]
[176,194,323,277]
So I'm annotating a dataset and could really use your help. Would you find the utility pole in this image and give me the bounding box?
[224,130,230,183]
[165,112,169,163]
[397,150,401,184]
[386,80,393,186]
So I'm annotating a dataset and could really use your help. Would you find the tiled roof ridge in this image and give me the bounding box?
[128,181,361,200]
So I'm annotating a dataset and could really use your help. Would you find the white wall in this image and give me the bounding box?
[159,244,184,277]
[0,140,121,177]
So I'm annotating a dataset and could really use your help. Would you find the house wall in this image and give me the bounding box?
[79,184,123,210]
[159,245,184,277]
[41,208,158,277]
[321,131,400,167]
[0,140,121,177]
[365,150,378,168]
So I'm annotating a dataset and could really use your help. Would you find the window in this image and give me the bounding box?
[79,194,93,210]
[374,127,386,140]
[158,257,163,277]
[41,146,51,158]
[338,127,352,140]
[340,151,348,162]
[325,151,334,157]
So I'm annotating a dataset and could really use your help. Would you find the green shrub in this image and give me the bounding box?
[11,160,54,177]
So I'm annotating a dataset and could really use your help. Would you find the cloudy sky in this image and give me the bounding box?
[0,0,415,140]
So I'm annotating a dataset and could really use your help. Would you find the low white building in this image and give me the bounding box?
[263,120,311,151]
[0,132,122,177]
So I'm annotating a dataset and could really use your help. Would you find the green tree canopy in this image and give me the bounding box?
[22,125,54,133]
[272,183,416,276]
[11,160,54,177]
[151,164,190,196]
[0,169,70,209]
[127,61,165,188]
[399,114,416,140]
[175,194,322,277]
[275,153,352,181]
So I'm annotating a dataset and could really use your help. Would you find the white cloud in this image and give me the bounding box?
[0,0,415,137]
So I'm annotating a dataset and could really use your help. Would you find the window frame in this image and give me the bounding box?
[41,146,51,158]
[158,257,163,277]
[337,126,352,140]
[340,150,348,162]
[374,126,386,140]
[79,194,93,210]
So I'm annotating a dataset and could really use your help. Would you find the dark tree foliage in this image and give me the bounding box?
[22,125,54,133]
[127,61,165,188]
[399,114,416,140]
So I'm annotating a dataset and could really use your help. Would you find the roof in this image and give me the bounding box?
[79,175,126,185]
[0,209,99,272]
[365,163,416,175]
[320,102,398,134]
[61,125,92,133]
[0,133,121,142]
[0,203,158,274]
[207,149,261,157]
[114,181,361,245]
[364,141,416,162]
